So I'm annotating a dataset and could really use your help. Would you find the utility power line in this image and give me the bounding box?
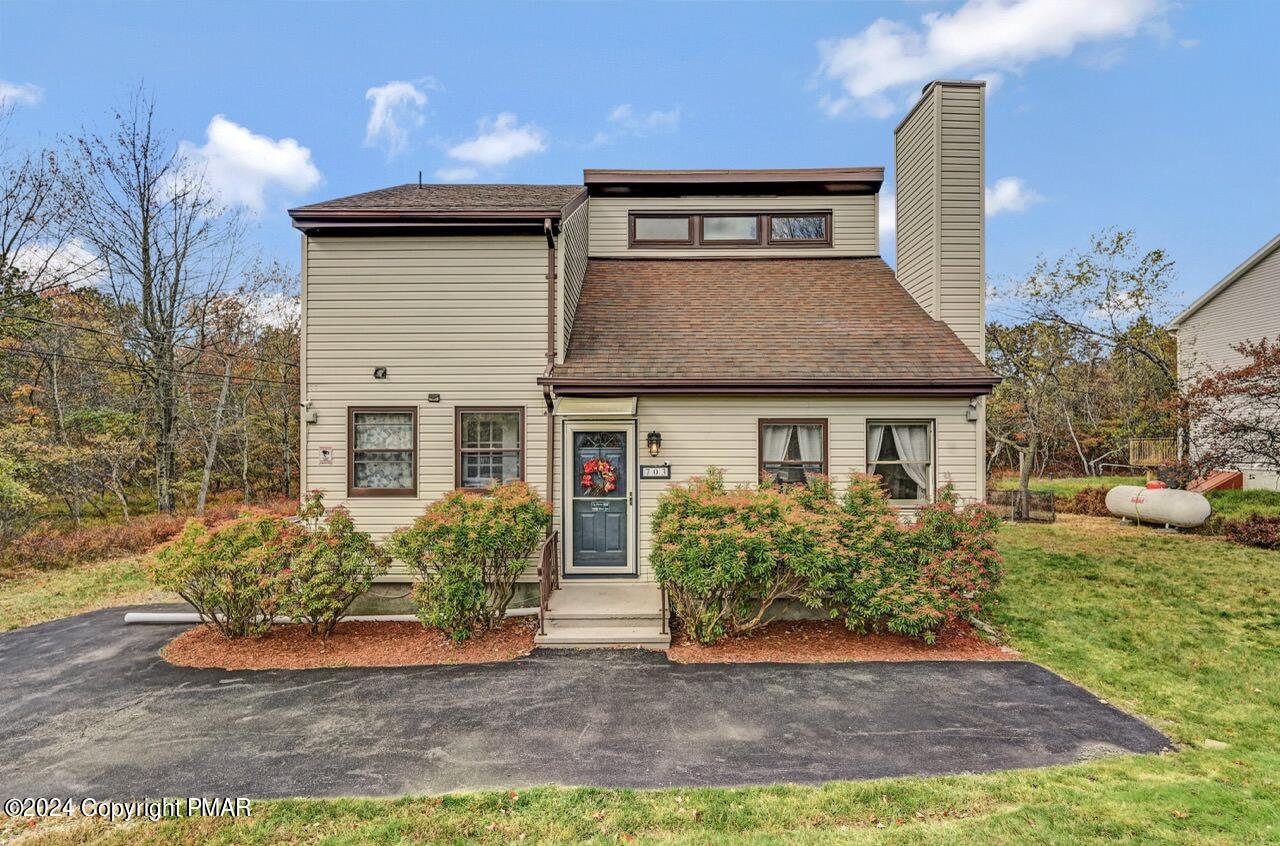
[0,311,299,369]
[3,345,299,388]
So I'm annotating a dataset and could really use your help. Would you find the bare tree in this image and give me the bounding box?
[0,107,86,305]
[64,92,243,511]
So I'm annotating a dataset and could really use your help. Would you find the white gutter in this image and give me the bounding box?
[124,607,540,625]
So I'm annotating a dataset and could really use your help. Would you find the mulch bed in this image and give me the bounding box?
[666,619,1018,664]
[162,618,537,670]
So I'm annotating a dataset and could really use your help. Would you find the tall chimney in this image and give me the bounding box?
[892,80,986,360]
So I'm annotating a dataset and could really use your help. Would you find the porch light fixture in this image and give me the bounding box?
[647,431,662,457]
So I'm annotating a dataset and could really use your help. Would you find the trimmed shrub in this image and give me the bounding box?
[653,470,1004,645]
[1222,515,1280,550]
[386,481,550,641]
[886,487,1003,640]
[651,469,847,644]
[277,491,390,639]
[151,515,290,639]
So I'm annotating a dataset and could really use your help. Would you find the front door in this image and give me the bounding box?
[565,424,636,576]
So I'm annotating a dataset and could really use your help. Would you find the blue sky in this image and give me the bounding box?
[3,0,1277,313]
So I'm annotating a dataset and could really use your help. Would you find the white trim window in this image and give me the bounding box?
[867,420,934,504]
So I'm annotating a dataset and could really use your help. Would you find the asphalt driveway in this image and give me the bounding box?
[0,605,1170,799]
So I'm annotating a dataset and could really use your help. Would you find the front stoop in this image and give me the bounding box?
[535,583,670,649]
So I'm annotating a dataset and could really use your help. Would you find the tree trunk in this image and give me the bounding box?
[1015,431,1039,521]
[196,358,233,516]
[241,396,251,505]
[281,399,292,499]
[110,465,131,521]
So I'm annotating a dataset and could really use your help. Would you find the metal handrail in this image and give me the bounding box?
[537,529,560,636]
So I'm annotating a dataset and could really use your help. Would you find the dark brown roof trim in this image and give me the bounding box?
[584,167,883,198]
[539,377,999,397]
[585,167,883,184]
[289,207,571,232]
[293,223,550,237]
[560,187,589,219]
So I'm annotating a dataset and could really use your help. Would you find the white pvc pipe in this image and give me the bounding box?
[124,606,540,625]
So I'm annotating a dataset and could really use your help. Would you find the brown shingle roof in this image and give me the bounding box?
[546,257,997,394]
[290,183,585,214]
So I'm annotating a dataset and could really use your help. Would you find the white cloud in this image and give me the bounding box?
[0,80,43,109]
[878,192,896,242]
[985,176,1043,216]
[609,104,680,133]
[246,291,301,330]
[446,113,546,167]
[591,104,681,146]
[179,116,322,214]
[817,0,1162,117]
[13,238,105,288]
[435,166,478,182]
[364,80,429,157]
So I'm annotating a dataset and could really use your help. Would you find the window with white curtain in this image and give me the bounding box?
[759,419,827,484]
[867,421,933,503]
[349,408,417,496]
[457,408,524,489]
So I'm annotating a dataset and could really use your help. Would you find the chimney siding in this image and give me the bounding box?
[893,80,986,359]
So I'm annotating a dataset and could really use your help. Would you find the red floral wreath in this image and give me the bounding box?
[580,457,618,494]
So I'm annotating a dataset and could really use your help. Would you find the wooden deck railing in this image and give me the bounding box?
[1130,437,1177,468]
[537,529,560,636]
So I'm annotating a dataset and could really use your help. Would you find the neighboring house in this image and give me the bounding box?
[1169,233,1280,492]
[288,79,997,646]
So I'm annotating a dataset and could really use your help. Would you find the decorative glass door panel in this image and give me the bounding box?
[570,430,629,570]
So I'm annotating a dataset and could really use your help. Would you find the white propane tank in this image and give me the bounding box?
[1105,483,1212,528]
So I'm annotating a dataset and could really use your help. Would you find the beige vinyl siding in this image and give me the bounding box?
[557,199,589,362]
[893,89,937,316]
[588,195,877,258]
[554,395,981,582]
[1176,243,1280,478]
[892,81,985,360]
[1177,244,1280,380]
[937,84,985,359]
[302,234,551,576]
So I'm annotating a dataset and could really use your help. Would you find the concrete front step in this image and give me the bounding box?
[536,582,670,649]
[535,622,670,650]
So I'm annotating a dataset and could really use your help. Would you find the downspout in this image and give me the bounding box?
[543,218,557,522]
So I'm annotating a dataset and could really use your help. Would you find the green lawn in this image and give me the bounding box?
[989,475,1146,496]
[1206,488,1280,521]
[0,555,173,632]
[7,517,1280,845]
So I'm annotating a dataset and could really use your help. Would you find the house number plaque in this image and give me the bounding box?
[640,463,671,480]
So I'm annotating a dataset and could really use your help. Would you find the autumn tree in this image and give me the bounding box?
[63,92,244,512]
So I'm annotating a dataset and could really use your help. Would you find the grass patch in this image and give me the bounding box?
[990,475,1145,496]
[1206,488,1280,521]
[12,518,1280,845]
[0,555,173,632]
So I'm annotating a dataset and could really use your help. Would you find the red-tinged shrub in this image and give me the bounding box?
[652,469,849,644]
[1222,515,1280,550]
[151,515,292,639]
[1056,485,1111,516]
[0,498,299,574]
[277,491,389,638]
[387,482,551,640]
[652,470,1004,645]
